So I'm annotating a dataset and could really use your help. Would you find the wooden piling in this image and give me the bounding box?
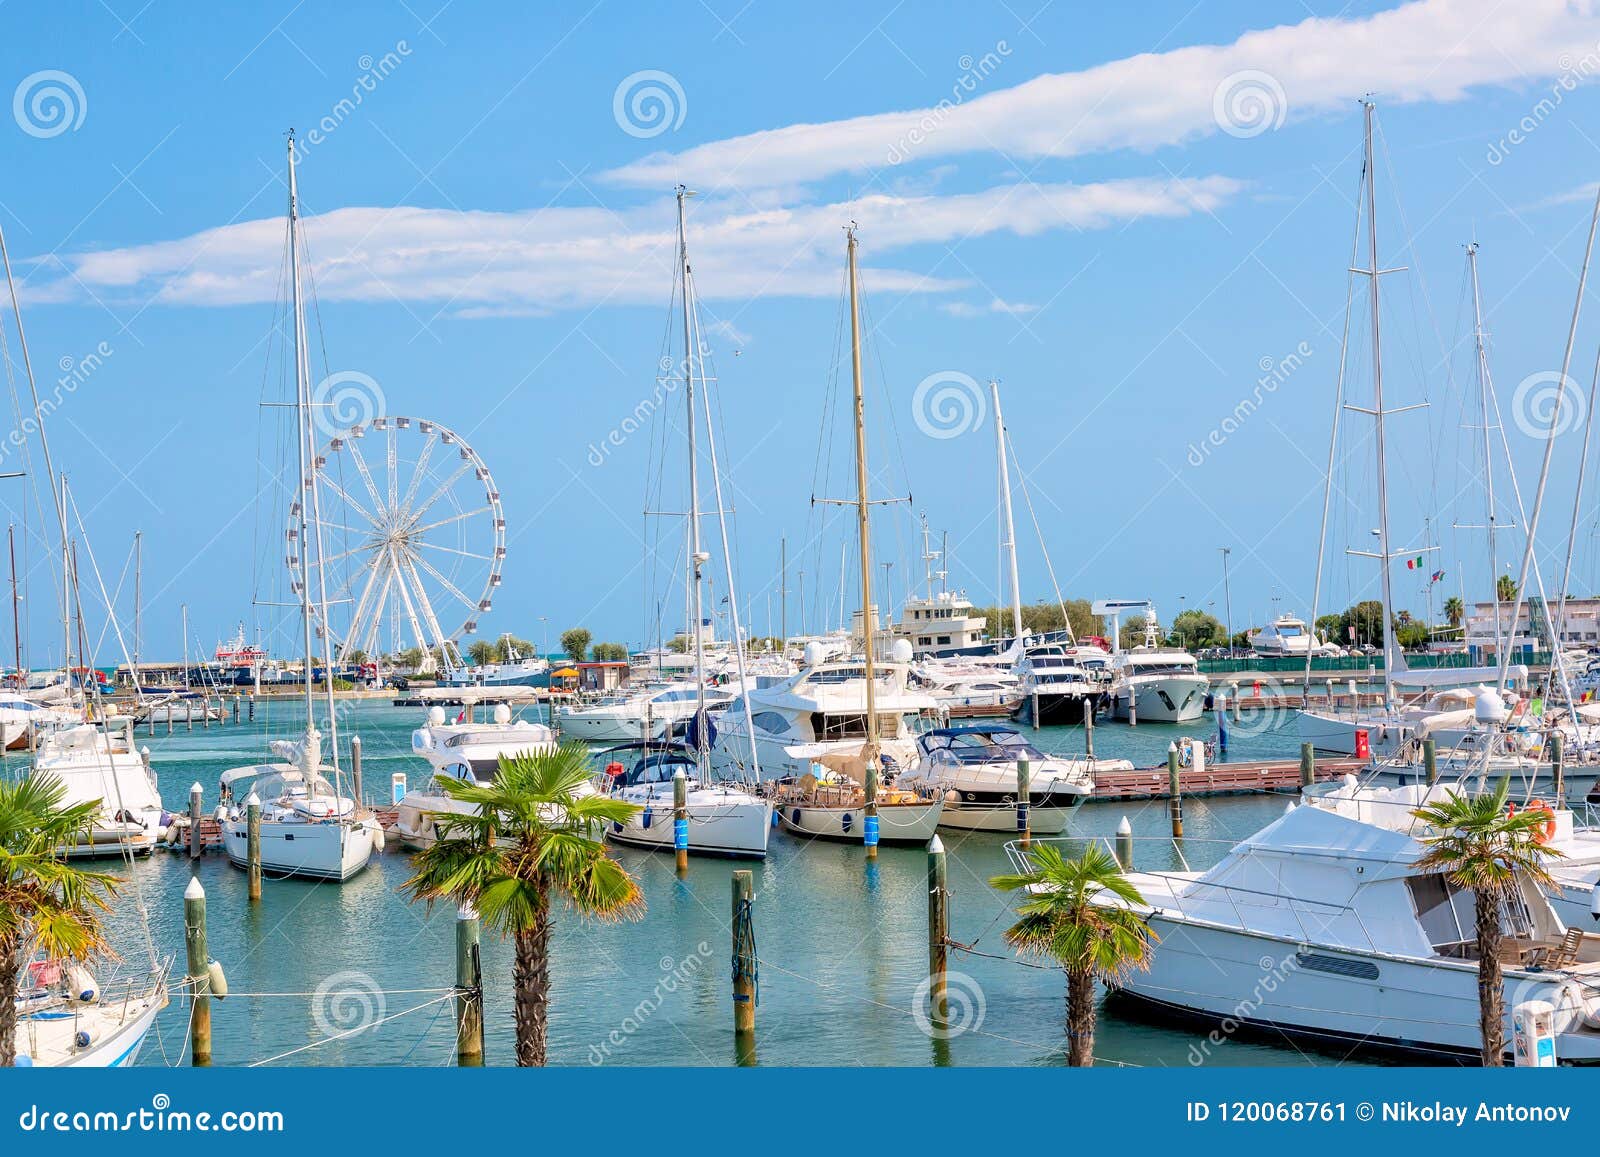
[863,763,878,860]
[455,903,484,1066]
[202,699,209,729]
[1166,743,1183,838]
[1424,737,1438,786]
[232,696,240,724]
[1016,757,1031,846]
[1552,731,1565,803]
[1083,698,1095,759]
[1299,742,1315,789]
[731,870,756,1036]
[1114,816,1133,870]
[246,791,262,902]
[672,768,689,875]
[1031,688,1040,731]
[188,782,203,860]
[186,698,193,731]
[350,735,364,807]
[927,835,948,1033]
[184,876,211,1066]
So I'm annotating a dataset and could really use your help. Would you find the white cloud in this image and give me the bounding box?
[36,176,1241,312]
[940,297,1040,318]
[604,0,1600,191]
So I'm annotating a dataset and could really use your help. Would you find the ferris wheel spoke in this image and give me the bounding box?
[406,459,475,524]
[414,540,492,561]
[359,562,398,657]
[339,550,387,660]
[407,547,484,614]
[342,438,391,525]
[397,432,439,521]
[398,550,462,667]
[410,505,491,536]
[315,473,377,528]
[387,424,400,514]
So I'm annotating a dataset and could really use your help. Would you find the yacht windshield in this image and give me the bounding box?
[918,729,1043,763]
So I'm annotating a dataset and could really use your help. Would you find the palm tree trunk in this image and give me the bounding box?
[511,896,553,1067]
[1474,888,1505,1066]
[0,932,19,1066]
[1065,968,1096,1067]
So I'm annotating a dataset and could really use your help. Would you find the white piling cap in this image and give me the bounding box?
[1116,816,1132,835]
[928,834,944,854]
[458,902,478,920]
[184,876,205,901]
[189,782,203,794]
[672,767,686,779]
[1284,801,1296,813]
[1167,741,1177,752]
[244,791,260,806]
[351,734,362,746]
[140,746,150,757]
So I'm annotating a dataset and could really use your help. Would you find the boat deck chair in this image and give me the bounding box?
[1536,928,1584,970]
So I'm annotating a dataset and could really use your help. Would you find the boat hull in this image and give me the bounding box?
[222,818,375,881]
[775,799,943,844]
[934,792,1084,833]
[1112,677,1207,723]
[604,794,772,858]
[1011,691,1098,727]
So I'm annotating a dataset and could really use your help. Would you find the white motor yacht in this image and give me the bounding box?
[556,682,734,744]
[30,723,167,857]
[1011,642,1106,726]
[1248,613,1334,657]
[911,659,1020,716]
[1108,648,1207,724]
[412,703,557,777]
[899,725,1105,833]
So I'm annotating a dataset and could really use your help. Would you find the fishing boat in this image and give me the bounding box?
[602,187,770,859]
[899,725,1106,833]
[442,635,550,687]
[217,132,375,883]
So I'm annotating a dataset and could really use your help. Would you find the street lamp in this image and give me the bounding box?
[538,616,549,659]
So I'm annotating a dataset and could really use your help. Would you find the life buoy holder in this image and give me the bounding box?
[1509,798,1557,845]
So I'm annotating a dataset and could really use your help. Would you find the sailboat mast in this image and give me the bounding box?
[59,474,70,687]
[677,187,709,774]
[286,133,317,745]
[847,229,879,775]
[1466,242,1504,657]
[1362,102,1399,710]
[991,380,1023,643]
[133,530,142,686]
[8,525,20,685]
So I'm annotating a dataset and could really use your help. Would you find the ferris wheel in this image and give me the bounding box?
[295,415,505,672]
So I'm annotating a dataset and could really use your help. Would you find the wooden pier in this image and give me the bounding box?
[1089,756,1366,801]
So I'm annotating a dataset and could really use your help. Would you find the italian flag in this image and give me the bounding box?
[1404,556,1423,569]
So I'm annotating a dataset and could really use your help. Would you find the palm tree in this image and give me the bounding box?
[1443,596,1464,631]
[0,775,120,1066]
[1496,574,1518,603]
[402,744,644,1066]
[1410,782,1561,1066]
[990,843,1157,1066]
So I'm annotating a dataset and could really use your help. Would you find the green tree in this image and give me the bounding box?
[977,600,1103,641]
[496,636,536,662]
[346,649,369,666]
[467,640,496,667]
[1410,782,1561,1066]
[1342,600,1385,647]
[667,633,691,654]
[0,775,120,1066]
[1314,613,1344,642]
[989,844,1157,1067]
[397,647,424,671]
[1496,574,1519,604]
[1443,596,1465,630]
[591,642,628,662]
[1168,609,1225,649]
[1117,615,1151,650]
[402,746,645,1066]
[559,629,591,663]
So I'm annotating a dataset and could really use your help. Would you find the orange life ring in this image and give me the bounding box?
[1509,798,1557,845]
[604,761,625,778]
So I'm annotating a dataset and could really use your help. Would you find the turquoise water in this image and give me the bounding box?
[15,700,1376,1068]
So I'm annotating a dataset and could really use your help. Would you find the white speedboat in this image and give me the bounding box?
[899,725,1104,833]
[557,682,733,744]
[1247,613,1333,657]
[600,742,771,858]
[30,723,167,857]
[0,691,74,749]
[911,660,1020,717]
[12,960,167,1067]
[1074,795,1600,1062]
[1010,643,1106,726]
[219,733,380,881]
[411,703,557,778]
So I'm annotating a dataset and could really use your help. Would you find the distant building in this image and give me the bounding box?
[1461,596,1600,658]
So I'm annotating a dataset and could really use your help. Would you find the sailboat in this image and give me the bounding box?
[602,187,771,859]
[217,132,378,882]
[765,227,943,846]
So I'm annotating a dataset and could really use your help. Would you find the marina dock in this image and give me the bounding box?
[1090,756,1366,801]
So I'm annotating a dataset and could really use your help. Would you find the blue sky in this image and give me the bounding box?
[3,0,1600,664]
